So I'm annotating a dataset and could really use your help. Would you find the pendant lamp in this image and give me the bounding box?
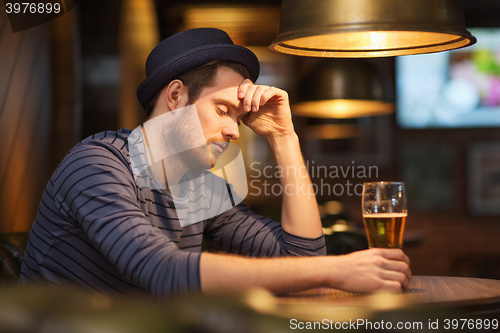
[269,0,476,57]
[293,58,394,118]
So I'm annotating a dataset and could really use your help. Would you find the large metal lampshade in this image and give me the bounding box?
[294,58,394,118]
[269,0,476,57]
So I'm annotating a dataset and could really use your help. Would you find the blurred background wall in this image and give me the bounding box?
[0,9,52,232]
[1,0,500,279]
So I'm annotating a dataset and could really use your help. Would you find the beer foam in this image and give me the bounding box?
[363,213,407,218]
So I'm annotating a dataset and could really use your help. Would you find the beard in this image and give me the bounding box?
[207,139,229,168]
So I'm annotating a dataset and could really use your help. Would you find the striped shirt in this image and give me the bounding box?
[19,129,326,298]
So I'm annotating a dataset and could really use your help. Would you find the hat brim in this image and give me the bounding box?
[137,43,260,110]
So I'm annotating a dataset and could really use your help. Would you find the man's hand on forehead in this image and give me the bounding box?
[238,79,274,113]
[237,79,294,138]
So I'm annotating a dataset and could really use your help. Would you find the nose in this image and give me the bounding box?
[221,120,240,140]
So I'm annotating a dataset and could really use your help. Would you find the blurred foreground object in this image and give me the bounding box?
[1,276,499,332]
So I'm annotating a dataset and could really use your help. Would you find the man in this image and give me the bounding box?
[19,28,411,297]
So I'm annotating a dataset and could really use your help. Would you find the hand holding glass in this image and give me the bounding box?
[362,182,407,249]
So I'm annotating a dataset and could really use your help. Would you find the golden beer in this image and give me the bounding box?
[362,213,407,248]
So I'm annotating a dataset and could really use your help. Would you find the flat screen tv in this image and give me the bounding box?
[396,28,500,128]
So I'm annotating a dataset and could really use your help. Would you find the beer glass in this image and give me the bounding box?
[362,182,407,249]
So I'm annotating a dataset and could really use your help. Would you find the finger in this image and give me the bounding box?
[396,251,411,266]
[243,84,258,112]
[394,264,412,284]
[404,253,411,266]
[380,271,409,290]
[238,79,254,99]
[250,85,270,112]
[378,279,403,293]
[260,86,287,106]
[380,256,412,281]
[381,258,409,273]
[379,248,409,263]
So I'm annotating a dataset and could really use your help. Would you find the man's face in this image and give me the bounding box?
[191,67,248,167]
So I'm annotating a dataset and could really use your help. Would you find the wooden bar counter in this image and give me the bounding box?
[275,276,500,321]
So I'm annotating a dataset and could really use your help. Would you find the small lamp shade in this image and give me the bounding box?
[294,58,394,118]
[269,0,476,57]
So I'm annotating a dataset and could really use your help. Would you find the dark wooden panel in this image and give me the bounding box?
[0,10,52,232]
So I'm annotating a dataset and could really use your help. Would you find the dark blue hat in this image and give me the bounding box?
[137,28,260,110]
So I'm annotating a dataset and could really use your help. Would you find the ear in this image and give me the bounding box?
[162,79,189,111]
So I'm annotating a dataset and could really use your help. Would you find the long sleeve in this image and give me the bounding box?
[204,202,326,257]
[47,140,200,297]
[20,130,325,297]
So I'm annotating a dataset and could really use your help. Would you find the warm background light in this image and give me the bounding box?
[293,58,394,119]
[119,0,160,129]
[182,5,280,46]
[274,31,473,57]
[270,0,476,57]
[293,100,394,119]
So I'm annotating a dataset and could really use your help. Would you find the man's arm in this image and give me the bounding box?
[267,133,322,238]
[203,202,326,257]
[239,82,322,238]
[199,80,412,295]
[201,248,411,294]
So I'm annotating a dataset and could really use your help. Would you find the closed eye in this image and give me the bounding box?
[216,107,227,116]
[217,105,242,126]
